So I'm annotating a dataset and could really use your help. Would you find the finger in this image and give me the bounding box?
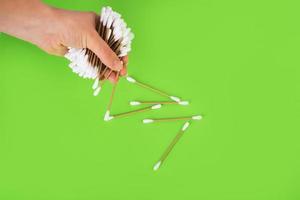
[121,56,128,65]
[44,45,68,57]
[120,64,127,76]
[86,30,123,71]
[55,45,68,56]
[101,68,113,80]
[108,72,118,83]
[108,71,121,83]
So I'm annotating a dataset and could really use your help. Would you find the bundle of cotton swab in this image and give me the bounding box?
[64,6,134,96]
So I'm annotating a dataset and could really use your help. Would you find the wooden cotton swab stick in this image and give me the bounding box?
[107,104,162,120]
[129,101,189,106]
[104,72,120,121]
[143,115,202,124]
[126,76,181,102]
[153,121,191,171]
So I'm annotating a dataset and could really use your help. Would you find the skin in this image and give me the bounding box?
[0,0,127,83]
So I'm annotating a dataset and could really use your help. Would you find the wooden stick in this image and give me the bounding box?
[153,122,190,171]
[143,115,202,124]
[130,101,189,106]
[106,71,120,111]
[111,104,162,119]
[126,76,181,102]
[135,82,169,98]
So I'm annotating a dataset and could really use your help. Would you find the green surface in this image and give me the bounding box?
[1,0,300,199]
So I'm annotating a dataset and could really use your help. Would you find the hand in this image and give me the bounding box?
[0,0,127,83]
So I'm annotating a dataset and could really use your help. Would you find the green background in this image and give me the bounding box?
[1,0,300,199]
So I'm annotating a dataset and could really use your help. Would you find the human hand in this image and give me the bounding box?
[0,0,127,83]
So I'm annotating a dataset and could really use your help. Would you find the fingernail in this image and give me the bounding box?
[113,60,123,71]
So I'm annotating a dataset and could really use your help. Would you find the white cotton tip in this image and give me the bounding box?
[179,101,189,106]
[105,6,112,13]
[153,161,161,171]
[100,7,106,19]
[69,62,76,68]
[104,110,113,121]
[113,17,121,28]
[112,12,121,20]
[126,76,136,83]
[93,86,101,96]
[130,101,141,106]
[102,12,109,25]
[120,46,131,54]
[181,122,190,132]
[113,29,123,41]
[170,96,181,102]
[123,28,131,38]
[107,16,113,28]
[151,104,162,110]
[121,37,131,46]
[128,32,135,41]
[118,52,127,57]
[143,119,154,124]
[192,115,202,120]
[119,19,127,29]
[64,52,72,60]
[92,79,99,90]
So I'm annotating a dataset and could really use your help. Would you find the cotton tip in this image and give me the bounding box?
[170,96,181,102]
[101,7,106,16]
[107,16,113,28]
[105,6,112,13]
[126,76,136,83]
[104,110,113,121]
[100,8,106,21]
[143,119,154,124]
[92,79,99,90]
[130,101,141,106]
[113,28,122,41]
[112,17,121,28]
[192,115,202,120]
[178,101,189,106]
[64,52,72,60]
[118,52,128,57]
[151,104,162,110]
[93,86,101,96]
[112,12,121,20]
[153,161,161,171]
[181,122,190,132]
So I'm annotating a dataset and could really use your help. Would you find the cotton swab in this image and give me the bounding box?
[126,76,181,102]
[109,104,162,120]
[153,121,190,171]
[103,72,120,121]
[129,101,189,106]
[143,115,202,124]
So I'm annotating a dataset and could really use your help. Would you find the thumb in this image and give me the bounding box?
[86,30,123,71]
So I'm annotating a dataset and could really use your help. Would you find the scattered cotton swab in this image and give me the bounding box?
[143,115,202,124]
[153,121,190,171]
[126,76,181,102]
[111,104,162,119]
[129,100,189,106]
